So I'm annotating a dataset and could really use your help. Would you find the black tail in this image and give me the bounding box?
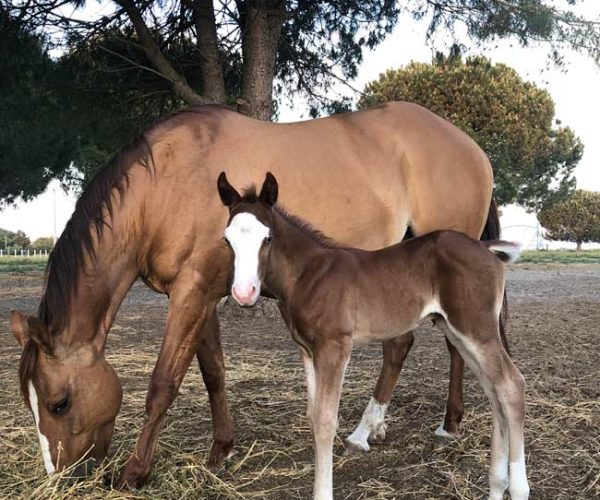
[480,198,511,355]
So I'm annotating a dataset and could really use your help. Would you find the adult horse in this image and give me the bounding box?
[10,102,496,487]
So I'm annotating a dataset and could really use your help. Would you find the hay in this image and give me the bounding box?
[1,268,599,499]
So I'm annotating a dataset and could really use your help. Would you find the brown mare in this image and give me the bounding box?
[9,103,497,486]
[219,172,528,500]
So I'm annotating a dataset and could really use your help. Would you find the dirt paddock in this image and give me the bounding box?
[1,265,598,499]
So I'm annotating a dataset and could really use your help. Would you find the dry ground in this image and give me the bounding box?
[0,265,598,499]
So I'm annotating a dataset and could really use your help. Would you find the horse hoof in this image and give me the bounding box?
[207,439,235,470]
[116,459,150,490]
[434,423,460,439]
[369,423,387,443]
[344,439,369,455]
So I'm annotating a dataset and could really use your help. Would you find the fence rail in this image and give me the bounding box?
[0,249,50,257]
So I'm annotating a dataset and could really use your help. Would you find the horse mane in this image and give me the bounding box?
[37,104,233,338]
[37,136,153,336]
[238,187,341,249]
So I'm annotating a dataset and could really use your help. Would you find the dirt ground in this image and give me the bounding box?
[0,265,598,499]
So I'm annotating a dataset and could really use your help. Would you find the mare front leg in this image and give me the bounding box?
[196,310,234,468]
[117,272,219,489]
[310,336,352,500]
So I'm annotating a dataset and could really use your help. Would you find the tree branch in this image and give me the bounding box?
[115,0,206,105]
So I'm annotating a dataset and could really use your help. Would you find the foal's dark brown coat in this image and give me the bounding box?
[220,173,529,500]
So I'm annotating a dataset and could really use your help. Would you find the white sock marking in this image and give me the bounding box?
[28,381,56,474]
[346,397,388,451]
[509,453,530,500]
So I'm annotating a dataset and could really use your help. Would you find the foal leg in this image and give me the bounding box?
[196,310,234,468]
[311,338,352,500]
[117,273,218,489]
[345,333,414,453]
[443,324,528,500]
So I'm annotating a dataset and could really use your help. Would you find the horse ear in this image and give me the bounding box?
[10,310,29,347]
[217,172,241,207]
[10,311,52,352]
[259,172,278,206]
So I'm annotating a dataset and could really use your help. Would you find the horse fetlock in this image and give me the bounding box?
[116,456,152,490]
[207,438,235,469]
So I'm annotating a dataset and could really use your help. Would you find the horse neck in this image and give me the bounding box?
[47,196,143,349]
[264,211,328,302]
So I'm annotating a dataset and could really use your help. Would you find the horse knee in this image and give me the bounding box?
[146,378,177,416]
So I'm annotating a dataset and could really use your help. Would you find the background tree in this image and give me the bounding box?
[0,228,36,250]
[2,0,600,202]
[0,7,78,203]
[359,51,583,209]
[538,190,600,251]
[31,236,56,251]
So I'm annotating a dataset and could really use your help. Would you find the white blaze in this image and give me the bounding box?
[28,381,56,474]
[224,212,270,300]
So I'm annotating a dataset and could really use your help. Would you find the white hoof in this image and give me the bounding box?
[344,437,370,455]
[369,422,387,443]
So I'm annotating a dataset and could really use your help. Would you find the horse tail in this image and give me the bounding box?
[480,198,511,355]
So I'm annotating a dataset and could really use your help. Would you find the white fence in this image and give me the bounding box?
[0,249,50,257]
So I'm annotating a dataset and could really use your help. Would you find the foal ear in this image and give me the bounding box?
[259,172,278,206]
[217,172,241,207]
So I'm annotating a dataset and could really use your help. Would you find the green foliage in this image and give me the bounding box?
[519,249,600,264]
[2,1,599,200]
[0,255,48,273]
[31,236,55,250]
[359,52,583,209]
[0,7,77,204]
[538,190,600,248]
[0,227,31,249]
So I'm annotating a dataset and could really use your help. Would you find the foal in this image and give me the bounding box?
[218,172,529,500]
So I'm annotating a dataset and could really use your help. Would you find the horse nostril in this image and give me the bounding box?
[251,285,256,294]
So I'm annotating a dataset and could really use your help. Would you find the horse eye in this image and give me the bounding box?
[49,397,70,416]
[264,236,273,246]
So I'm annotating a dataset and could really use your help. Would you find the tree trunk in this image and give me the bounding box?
[576,240,582,252]
[190,0,226,103]
[238,0,286,120]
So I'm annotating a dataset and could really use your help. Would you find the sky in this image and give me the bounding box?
[1,4,599,249]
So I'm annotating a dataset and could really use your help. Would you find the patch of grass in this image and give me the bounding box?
[0,255,48,273]
[518,250,600,264]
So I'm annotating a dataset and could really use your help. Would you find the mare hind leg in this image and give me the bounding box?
[196,311,234,468]
[435,338,465,437]
[440,319,529,500]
